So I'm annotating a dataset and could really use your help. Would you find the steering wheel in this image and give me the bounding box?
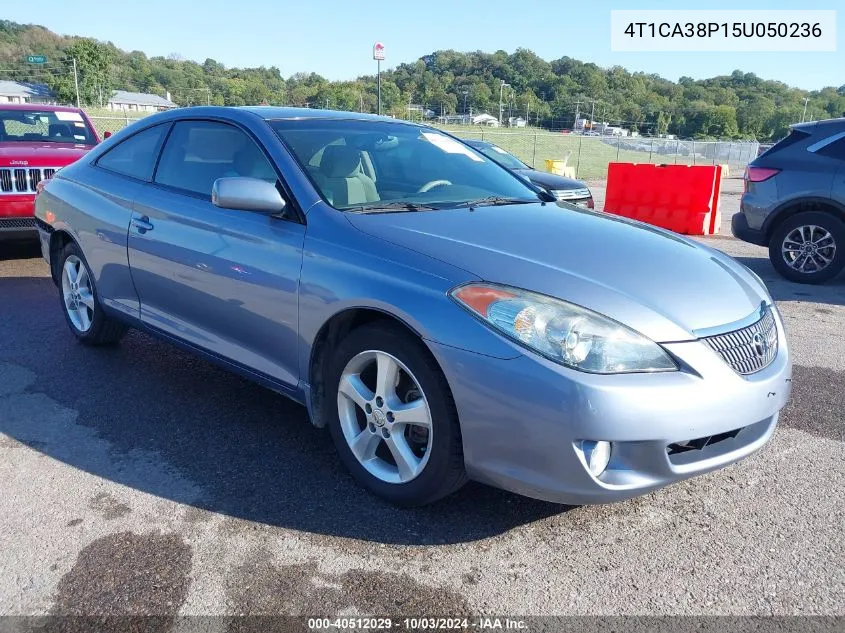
[417,179,452,193]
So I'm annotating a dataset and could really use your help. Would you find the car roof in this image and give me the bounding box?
[0,103,86,113]
[239,106,423,125]
[792,117,845,134]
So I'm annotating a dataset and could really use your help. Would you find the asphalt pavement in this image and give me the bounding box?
[1,188,843,623]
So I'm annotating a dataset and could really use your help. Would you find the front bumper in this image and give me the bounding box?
[0,196,38,241]
[429,309,791,505]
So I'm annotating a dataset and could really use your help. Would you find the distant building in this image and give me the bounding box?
[507,116,527,128]
[107,90,177,112]
[437,114,470,125]
[0,81,55,104]
[407,104,436,119]
[471,113,499,127]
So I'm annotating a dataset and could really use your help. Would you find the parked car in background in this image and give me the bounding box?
[0,104,99,241]
[463,139,593,207]
[733,118,845,283]
[36,107,790,507]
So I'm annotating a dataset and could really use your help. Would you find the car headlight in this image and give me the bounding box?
[450,283,677,374]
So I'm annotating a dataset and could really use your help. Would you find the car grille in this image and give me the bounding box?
[0,167,58,195]
[667,428,741,456]
[0,217,37,229]
[703,306,778,375]
[553,188,591,200]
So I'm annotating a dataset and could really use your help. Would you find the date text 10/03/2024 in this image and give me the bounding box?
[307,617,528,630]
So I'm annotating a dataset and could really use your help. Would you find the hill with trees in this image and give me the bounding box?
[2,19,844,141]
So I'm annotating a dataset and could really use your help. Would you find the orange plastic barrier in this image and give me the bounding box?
[603,163,723,235]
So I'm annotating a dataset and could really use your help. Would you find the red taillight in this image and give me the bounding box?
[587,198,594,209]
[745,166,780,182]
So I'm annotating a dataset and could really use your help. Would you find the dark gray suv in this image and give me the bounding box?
[733,118,845,284]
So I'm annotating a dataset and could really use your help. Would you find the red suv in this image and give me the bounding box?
[1,104,99,241]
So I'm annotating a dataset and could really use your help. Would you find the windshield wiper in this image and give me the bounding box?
[452,196,538,208]
[346,201,441,213]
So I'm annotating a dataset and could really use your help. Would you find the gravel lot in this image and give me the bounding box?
[1,184,843,624]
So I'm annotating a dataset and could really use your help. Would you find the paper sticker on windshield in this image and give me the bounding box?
[55,111,83,122]
[421,132,483,161]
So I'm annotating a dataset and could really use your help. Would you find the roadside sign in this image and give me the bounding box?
[26,55,47,64]
[372,42,385,61]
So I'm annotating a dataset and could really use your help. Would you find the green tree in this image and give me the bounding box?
[66,38,112,106]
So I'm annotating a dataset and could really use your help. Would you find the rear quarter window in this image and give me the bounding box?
[96,124,170,181]
[815,137,845,161]
[758,129,811,158]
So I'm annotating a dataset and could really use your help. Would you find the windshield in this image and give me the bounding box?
[270,119,539,211]
[473,143,528,170]
[0,109,97,145]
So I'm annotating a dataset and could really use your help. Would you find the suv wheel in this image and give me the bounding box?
[769,211,845,284]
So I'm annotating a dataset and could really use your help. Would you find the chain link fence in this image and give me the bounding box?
[87,115,149,137]
[86,115,758,181]
[440,126,758,180]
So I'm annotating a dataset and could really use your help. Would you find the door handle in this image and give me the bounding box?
[132,216,154,233]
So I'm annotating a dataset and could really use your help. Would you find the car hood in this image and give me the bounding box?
[514,168,587,192]
[347,204,769,343]
[0,142,93,167]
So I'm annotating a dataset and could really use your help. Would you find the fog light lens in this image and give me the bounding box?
[581,440,611,477]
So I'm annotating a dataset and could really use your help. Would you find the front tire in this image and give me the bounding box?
[326,322,467,506]
[769,211,845,284]
[58,242,128,345]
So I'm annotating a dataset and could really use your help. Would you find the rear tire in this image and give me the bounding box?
[57,241,128,345]
[769,211,845,284]
[326,322,467,506]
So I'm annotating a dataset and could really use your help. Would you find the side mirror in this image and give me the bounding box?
[103,131,112,139]
[212,177,286,213]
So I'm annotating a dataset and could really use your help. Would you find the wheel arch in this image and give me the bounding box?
[306,307,435,429]
[47,229,78,286]
[763,197,845,241]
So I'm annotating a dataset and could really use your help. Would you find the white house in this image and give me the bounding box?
[472,113,499,127]
[0,81,55,104]
[507,116,527,128]
[107,90,177,112]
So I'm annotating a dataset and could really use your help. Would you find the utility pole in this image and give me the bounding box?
[801,97,810,123]
[573,100,582,132]
[72,57,80,108]
[590,99,596,126]
[498,80,510,126]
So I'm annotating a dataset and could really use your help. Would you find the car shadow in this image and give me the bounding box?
[0,276,569,546]
[734,256,845,306]
[0,240,42,261]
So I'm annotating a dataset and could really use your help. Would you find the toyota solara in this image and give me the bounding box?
[34,107,792,507]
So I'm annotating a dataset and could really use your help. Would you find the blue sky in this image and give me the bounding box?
[9,1,843,89]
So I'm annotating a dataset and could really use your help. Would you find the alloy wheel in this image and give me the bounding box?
[337,350,433,484]
[781,224,836,274]
[61,254,95,332]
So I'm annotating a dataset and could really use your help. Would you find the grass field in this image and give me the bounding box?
[81,110,751,180]
[434,124,751,179]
